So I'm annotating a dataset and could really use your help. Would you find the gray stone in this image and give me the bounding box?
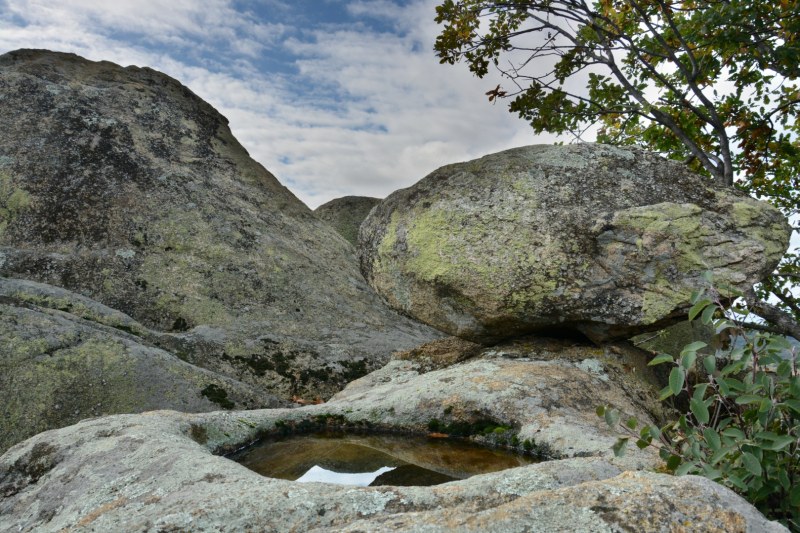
[0,278,286,454]
[0,340,785,532]
[0,49,440,413]
[314,196,381,246]
[359,144,790,343]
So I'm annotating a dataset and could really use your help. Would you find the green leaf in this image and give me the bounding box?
[725,377,746,391]
[710,447,733,466]
[721,428,746,440]
[690,398,710,424]
[659,448,671,462]
[692,383,709,402]
[776,360,792,378]
[734,394,763,405]
[758,398,771,413]
[675,461,696,476]
[702,355,716,375]
[700,304,716,325]
[790,485,800,507]
[754,431,780,441]
[703,428,721,451]
[681,341,708,354]
[680,351,697,371]
[688,299,713,321]
[648,425,661,440]
[666,454,682,471]
[669,366,685,396]
[742,452,762,476]
[635,439,651,449]
[648,353,675,366]
[690,288,705,304]
[783,399,800,414]
[726,474,748,491]
[604,407,620,428]
[612,437,628,457]
[659,385,673,401]
[778,469,790,490]
[595,405,605,418]
[714,319,734,334]
[760,435,795,451]
[700,463,723,481]
[625,417,638,430]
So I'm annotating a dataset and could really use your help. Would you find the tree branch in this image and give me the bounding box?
[743,287,800,339]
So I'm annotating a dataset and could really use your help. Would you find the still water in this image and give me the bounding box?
[231,431,536,487]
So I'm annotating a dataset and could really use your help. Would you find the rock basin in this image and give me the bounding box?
[231,431,537,486]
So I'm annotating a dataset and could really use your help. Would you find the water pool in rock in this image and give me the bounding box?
[230,432,537,487]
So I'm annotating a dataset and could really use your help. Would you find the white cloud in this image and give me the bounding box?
[0,0,562,208]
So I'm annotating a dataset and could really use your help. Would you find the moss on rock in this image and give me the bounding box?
[360,144,790,343]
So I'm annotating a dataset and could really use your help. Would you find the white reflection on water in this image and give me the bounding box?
[295,465,396,486]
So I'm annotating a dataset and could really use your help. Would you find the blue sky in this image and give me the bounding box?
[0,0,560,208]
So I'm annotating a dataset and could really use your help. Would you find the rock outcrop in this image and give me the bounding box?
[0,49,438,402]
[314,196,380,246]
[0,278,287,454]
[0,340,786,531]
[0,50,790,532]
[360,144,790,343]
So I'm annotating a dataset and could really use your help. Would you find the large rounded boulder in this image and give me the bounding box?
[359,144,790,343]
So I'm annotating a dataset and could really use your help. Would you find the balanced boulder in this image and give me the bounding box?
[360,144,790,343]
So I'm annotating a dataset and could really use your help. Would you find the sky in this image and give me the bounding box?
[0,0,563,208]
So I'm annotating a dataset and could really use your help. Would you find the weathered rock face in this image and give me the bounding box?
[360,144,790,343]
[0,48,439,419]
[314,195,381,246]
[0,278,287,454]
[0,340,786,531]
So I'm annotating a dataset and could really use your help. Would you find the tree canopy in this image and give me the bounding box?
[434,0,800,334]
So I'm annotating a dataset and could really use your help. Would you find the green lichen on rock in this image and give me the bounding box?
[0,48,439,413]
[6,283,148,337]
[360,144,791,343]
[731,200,791,260]
[405,208,464,283]
[0,172,31,238]
[0,294,284,454]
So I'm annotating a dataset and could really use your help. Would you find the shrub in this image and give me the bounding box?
[598,282,800,530]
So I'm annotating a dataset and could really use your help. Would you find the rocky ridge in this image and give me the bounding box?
[0,49,439,452]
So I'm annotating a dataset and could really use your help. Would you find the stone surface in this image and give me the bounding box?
[0,278,286,454]
[0,340,786,532]
[0,48,439,415]
[314,196,381,246]
[359,144,791,343]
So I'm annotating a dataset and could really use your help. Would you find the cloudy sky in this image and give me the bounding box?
[0,0,569,208]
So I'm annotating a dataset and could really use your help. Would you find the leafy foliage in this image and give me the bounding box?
[598,284,800,529]
[434,0,800,190]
